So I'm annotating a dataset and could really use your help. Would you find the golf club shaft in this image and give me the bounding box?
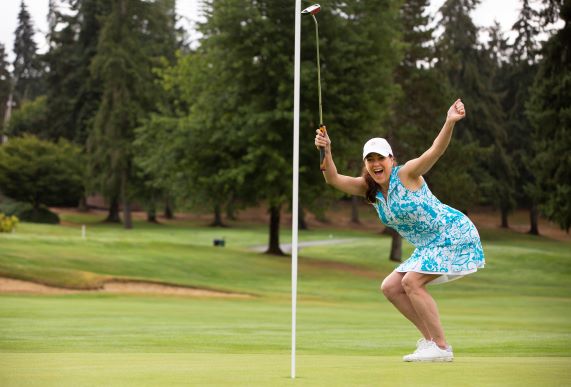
[312,14,323,126]
[312,14,326,171]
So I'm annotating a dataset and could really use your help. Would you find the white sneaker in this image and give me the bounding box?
[402,338,430,362]
[403,340,454,362]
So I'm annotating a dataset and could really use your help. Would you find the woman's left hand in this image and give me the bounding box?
[447,99,466,123]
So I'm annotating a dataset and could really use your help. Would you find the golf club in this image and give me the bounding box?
[301,3,327,171]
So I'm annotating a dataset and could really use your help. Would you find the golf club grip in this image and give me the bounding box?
[319,125,327,171]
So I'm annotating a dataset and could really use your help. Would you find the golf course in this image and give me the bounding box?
[0,209,570,386]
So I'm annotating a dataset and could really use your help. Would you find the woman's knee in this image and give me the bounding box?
[380,276,402,299]
[401,274,421,293]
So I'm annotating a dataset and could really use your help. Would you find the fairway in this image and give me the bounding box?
[1,213,570,386]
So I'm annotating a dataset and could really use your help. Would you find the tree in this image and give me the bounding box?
[12,0,44,104]
[500,0,543,234]
[386,0,446,261]
[435,0,512,221]
[310,0,402,226]
[0,135,84,223]
[184,0,402,254]
[43,0,113,143]
[87,0,179,229]
[0,44,11,134]
[5,96,48,138]
[526,0,570,232]
[134,33,241,228]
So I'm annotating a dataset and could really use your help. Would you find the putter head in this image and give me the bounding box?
[301,4,321,15]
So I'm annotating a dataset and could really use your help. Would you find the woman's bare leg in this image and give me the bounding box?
[401,272,448,349]
[380,271,431,340]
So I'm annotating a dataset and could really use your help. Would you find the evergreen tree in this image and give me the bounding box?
[44,0,115,144]
[87,0,179,229]
[435,0,512,221]
[526,0,570,232]
[12,0,44,104]
[501,0,542,234]
[0,44,11,134]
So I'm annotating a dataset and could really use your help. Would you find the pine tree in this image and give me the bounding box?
[526,0,570,232]
[44,0,113,143]
[88,0,179,229]
[0,44,12,135]
[12,0,44,104]
[501,0,543,234]
[435,0,513,221]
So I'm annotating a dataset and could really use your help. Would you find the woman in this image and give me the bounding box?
[314,99,485,362]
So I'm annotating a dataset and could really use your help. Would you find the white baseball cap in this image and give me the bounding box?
[362,138,393,159]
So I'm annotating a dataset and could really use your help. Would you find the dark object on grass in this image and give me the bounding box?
[213,238,225,247]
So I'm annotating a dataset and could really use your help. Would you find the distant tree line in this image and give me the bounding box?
[0,0,569,255]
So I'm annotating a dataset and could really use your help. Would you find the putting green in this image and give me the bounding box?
[1,353,569,386]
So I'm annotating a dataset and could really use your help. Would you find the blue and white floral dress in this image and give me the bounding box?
[373,166,485,284]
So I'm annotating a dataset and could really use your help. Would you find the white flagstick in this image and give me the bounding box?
[291,0,301,380]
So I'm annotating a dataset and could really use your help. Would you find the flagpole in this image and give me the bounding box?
[291,0,301,380]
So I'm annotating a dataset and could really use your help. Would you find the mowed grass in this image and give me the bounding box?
[0,212,570,386]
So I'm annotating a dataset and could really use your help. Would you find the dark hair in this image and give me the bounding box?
[362,166,379,204]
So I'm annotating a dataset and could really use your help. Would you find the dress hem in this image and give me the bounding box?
[394,265,484,285]
[394,266,484,276]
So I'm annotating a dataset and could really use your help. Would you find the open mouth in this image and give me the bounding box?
[373,168,384,176]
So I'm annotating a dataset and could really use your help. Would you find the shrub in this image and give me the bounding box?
[18,207,60,224]
[0,212,19,232]
[0,135,85,213]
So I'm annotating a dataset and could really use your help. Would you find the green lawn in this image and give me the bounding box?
[0,212,570,386]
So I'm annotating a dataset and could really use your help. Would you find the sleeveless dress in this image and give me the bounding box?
[372,166,485,285]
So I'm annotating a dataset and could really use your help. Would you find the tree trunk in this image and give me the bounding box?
[351,195,360,224]
[147,203,158,223]
[164,197,174,219]
[210,203,225,227]
[266,204,284,255]
[529,202,539,235]
[105,196,121,223]
[226,199,237,221]
[122,172,132,230]
[299,205,308,230]
[383,227,402,262]
[123,200,132,229]
[77,195,88,212]
[500,206,509,228]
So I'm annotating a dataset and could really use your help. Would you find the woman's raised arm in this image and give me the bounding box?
[401,99,466,179]
[315,129,367,197]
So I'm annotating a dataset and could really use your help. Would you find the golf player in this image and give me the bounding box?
[314,99,485,362]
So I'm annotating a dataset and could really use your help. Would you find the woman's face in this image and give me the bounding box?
[364,153,393,187]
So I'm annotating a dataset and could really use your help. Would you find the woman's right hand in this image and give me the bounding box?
[315,128,331,152]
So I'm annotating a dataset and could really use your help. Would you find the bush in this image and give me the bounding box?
[0,198,33,217]
[5,96,48,138]
[18,207,60,224]
[0,135,85,212]
[0,212,19,232]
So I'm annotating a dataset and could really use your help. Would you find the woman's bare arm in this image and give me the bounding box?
[315,129,367,197]
[401,99,466,179]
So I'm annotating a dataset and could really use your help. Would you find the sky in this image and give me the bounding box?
[0,0,534,64]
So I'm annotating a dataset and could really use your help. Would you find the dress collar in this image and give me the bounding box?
[376,165,399,202]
